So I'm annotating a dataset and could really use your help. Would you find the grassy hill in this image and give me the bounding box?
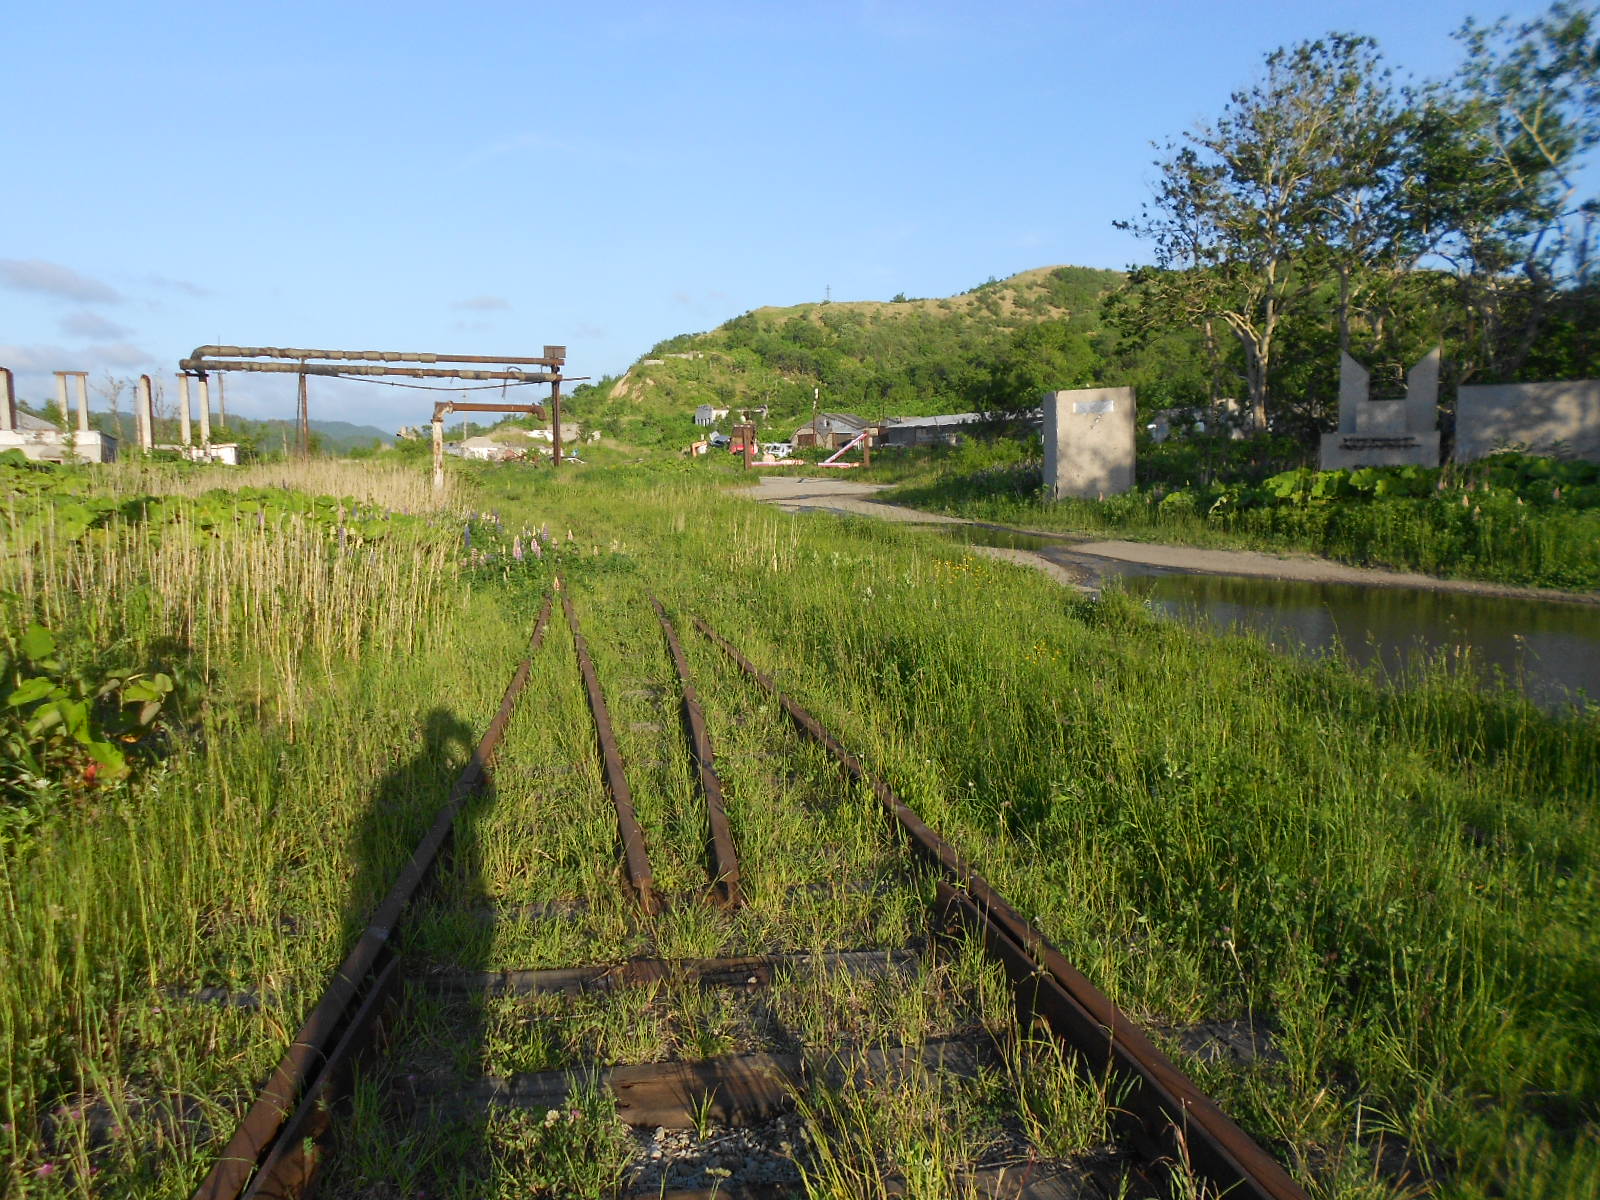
[574,266,1129,449]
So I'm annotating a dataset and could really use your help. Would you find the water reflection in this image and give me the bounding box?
[926,523,1068,554]
[1110,569,1600,711]
[910,522,1600,710]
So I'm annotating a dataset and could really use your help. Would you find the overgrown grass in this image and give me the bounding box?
[4,458,1597,1196]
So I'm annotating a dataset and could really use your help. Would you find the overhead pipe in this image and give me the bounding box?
[179,360,561,383]
[180,345,566,370]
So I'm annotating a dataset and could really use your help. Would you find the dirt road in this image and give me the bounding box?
[738,475,1599,604]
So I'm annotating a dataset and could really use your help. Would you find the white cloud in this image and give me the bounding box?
[87,342,156,368]
[143,273,212,298]
[0,259,122,303]
[59,310,134,339]
[0,343,76,372]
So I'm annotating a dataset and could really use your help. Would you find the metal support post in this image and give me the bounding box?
[550,380,563,467]
[432,415,445,489]
[0,367,15,432]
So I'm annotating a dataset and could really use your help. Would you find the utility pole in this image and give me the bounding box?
[737,419,756,470]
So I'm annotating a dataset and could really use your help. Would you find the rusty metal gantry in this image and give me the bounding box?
[178,345,578,482]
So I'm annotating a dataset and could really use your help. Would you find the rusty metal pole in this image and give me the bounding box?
[550,380,563,467]
[431,413,445,489]
[742,423,754,470]
[863,431,871,468]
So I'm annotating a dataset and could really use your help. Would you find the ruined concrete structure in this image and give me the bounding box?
[1043,387,1135,499]
[1319,349,1442,470]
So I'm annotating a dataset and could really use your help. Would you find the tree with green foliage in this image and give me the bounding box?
[1118,35,1410,432]
[982,321,1101,413]
[1416,2,1600,380]
[1119,5,1600,436]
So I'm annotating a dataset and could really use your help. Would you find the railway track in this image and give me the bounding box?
[192,582,1308,1200]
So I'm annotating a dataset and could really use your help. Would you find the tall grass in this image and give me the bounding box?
[495,466,1600,1197]
[99,459,460,511]
[0,460,498,1196]
[6,459,1598,1196]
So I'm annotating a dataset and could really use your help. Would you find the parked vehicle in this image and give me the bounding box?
[763,442,794,458]
[708,432,732,448]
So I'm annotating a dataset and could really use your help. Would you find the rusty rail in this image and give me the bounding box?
[692,617,1308,1200]
[560,585,659,914]
[194,596,553,1200]
[650,596,741,908]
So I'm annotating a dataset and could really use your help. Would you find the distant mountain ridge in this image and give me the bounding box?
[27,403,394,455]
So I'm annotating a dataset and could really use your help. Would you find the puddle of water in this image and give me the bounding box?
[1112,569,1600,711]
[911,521,1600,710]
[915,524,1068,554]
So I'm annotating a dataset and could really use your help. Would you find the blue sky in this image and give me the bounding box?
[0,0,1576,428]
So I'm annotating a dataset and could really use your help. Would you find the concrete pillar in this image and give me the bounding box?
[178,375,192,446]
[73,373,90,433]
[431,417,445,489]
[1043,386,1136,500]
[1337,352,1368,434]
[55,373,70,429]
[0,368,14,432]
[136,375,154,450]
[198,376,212,447]
[1406,346,1441,437]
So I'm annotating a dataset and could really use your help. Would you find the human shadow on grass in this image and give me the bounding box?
[326,705,513,1194]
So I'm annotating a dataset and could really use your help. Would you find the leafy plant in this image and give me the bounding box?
[1,622,175,817]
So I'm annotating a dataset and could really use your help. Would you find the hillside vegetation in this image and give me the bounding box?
[573,266,1196,449]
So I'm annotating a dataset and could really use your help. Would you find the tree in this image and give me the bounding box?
[982,321,1100,413]
[94,374,130,441]
[1118,35,1411,430]
[1415,2,1600,380]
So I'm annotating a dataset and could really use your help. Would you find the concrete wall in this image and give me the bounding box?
[1455,379,1600,462]
[0,428,117,463]
[1043,387,1135,499]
